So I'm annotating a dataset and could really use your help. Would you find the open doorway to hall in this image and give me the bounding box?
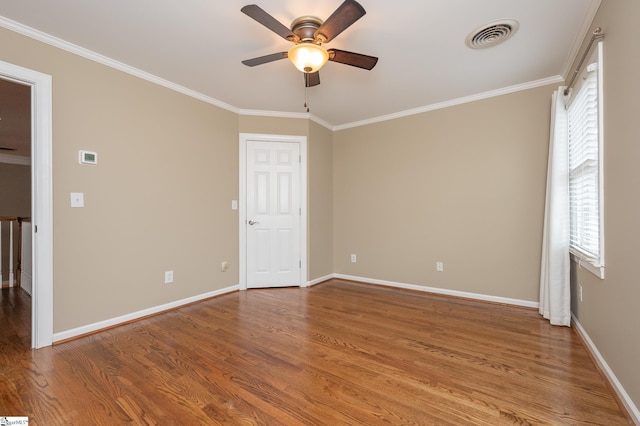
[0,76,32,349]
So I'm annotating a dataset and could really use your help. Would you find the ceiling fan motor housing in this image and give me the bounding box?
[291,16,324,43]
[240,1,378,85]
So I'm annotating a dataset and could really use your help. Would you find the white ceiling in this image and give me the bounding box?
[0,0,600,140]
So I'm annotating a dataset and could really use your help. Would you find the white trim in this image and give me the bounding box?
[0,153,30,165]
[0,60,54,349]
[307,274,333,287]
[572,314,640,424]
[236,109,333,131]
[53,285,239,343]
[0,16,240,115]
[332,274,539,308]
[596,41,606,278]
[570,252,605,279]
[239,138,247,290]
[1,16,566,133]
[332,75,564,131]
[238,133,308,290]
[308,114,334,131]
[560,0,603,81]
[238,109,309,120]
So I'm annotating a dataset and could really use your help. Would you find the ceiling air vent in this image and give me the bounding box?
[465,19,519,49]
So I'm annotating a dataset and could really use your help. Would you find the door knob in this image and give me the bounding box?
[248,220,260,225]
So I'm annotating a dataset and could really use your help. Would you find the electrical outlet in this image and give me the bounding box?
[221,261,229,272]
[164,270,174,284]
[579,284,583,302]
[351,254,357,263]
[436,262,444,272]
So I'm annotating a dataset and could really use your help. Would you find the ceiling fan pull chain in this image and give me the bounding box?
[304,83,310,112]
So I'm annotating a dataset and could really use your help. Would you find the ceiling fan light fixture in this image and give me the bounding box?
[288,43,329,73]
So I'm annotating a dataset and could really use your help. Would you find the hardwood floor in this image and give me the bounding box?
[0,280,632,425]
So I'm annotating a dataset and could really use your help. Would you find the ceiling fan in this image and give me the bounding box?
[240,0,378,88]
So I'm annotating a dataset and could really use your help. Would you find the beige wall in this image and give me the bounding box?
[1,27,240,332]
[0,162,30,217]
[570,0,640,410]
[333,86,553,302]
[308,121,333,280]
[0,162,30,282]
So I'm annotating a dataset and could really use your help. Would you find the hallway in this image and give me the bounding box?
[0,286,31,352]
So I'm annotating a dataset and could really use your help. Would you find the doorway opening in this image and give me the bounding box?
[0,77,31,348]
[0,60,53,348]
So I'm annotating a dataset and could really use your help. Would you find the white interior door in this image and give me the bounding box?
[245,140,301,288]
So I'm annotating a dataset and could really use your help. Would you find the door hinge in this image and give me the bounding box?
[35,225,38,233]
[299,207,301,215]
[299,155,301,163]
[299,260,301,268]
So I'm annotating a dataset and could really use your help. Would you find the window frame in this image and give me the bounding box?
[566,41,605,279]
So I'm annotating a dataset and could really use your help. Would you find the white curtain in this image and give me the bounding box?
[539,87,571,327]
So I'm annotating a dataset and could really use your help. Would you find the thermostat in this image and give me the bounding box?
[79,150,98,165]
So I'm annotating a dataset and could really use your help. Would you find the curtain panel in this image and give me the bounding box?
[539,87,571,327]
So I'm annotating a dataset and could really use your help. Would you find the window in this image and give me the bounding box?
[566,42,604,278]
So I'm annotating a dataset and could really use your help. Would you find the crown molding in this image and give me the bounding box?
[333,75,564,131]
[0,16,240,115]
[0,16,566,133]
[238,109,309,120]
[560,0,603,81]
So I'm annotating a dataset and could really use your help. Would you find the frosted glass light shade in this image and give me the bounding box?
[288,43,329,73]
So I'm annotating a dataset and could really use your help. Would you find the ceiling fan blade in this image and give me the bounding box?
[305,72,320,87]
[328,49,378,70]
[241,5,299,42]
[242,52,288,67]
[314,0,366,43]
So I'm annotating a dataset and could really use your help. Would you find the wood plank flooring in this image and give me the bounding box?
[0,280,632,425]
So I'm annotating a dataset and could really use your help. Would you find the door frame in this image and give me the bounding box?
[0,60,54,349]
[239,133,307,290]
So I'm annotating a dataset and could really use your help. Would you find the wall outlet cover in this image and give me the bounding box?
[70,192,84,208]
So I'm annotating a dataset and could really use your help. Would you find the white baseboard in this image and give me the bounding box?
[53,284,239,343]
[332,273,539,308]
[572,314,640,424]
[21,272,32,296]
[307,274,333,287]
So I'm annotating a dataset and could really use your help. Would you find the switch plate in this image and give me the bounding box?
[70,192,84,208]
[221,261,229,272]
[436,262,444,272]
[164,271,174,284]
[231,200,238,210]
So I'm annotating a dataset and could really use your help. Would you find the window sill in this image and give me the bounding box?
[570,252,605,279]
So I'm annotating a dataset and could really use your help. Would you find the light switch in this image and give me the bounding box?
[70,192,84,208]
[231,200,238,210]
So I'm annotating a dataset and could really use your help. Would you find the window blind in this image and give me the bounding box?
[567,67,600,261]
